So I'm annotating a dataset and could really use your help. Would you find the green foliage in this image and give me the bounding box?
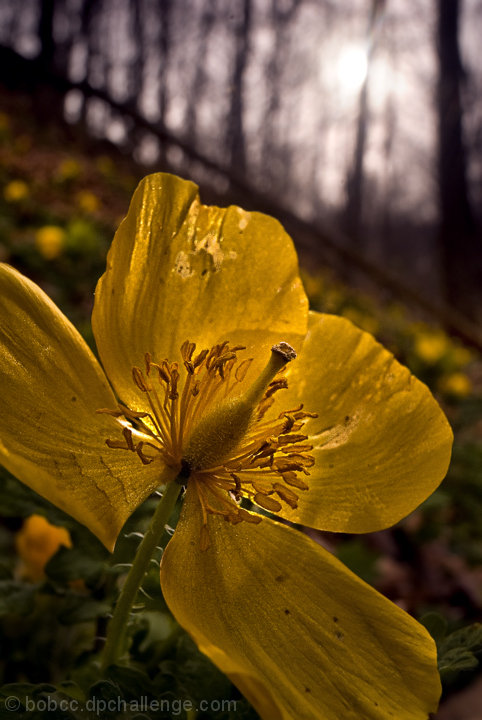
[0,588,259,719]
[0,581,36,616]
[0,469,259,719]
[421,613,482,684]
[45,546,106,588]
[335,540,379,584]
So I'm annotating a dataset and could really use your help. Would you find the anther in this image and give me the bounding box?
[132,366,150,392]
[193,348,208,369]
[273,482,299,508]
[254,493,283,513]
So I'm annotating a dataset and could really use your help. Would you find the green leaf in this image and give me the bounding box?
[439,622,482,654]
[104,666,154,701]
[137,611,177,654]
[437,622,482,684]
[420,612,448,645]
[439,648,479,676]
[0,563,13,581]
[56,595,111,625]
[335,540,379,584]
[45,546,106,586]
[0,683,56,700]
[0,580,36,616]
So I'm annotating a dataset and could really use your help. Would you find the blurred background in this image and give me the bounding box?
[0,2,481,719]
[1,0,482,332]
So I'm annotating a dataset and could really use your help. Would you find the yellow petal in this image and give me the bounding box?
[0,264,171,549]
[92,173,307,410]
[161,487,441,720]
[276,311,453,532]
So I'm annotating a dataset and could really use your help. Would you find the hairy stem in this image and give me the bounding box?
[101,479,182,670]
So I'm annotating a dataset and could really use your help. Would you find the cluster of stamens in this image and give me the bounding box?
[100,340,316,550]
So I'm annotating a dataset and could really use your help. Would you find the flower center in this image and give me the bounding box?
[100,341,316,550]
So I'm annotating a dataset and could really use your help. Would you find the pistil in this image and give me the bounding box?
[183,342,297,471]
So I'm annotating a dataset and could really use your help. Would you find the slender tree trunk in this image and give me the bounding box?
[343,0,385,243]
[158,0,172,164]
[78,0,97,125]
[261,0,300,192]
[185,7,215,145]
[129,0,144,105]
[35,0,65,122]
[38,0,56,76]
[436,0,481,320]
[227,0,252,176]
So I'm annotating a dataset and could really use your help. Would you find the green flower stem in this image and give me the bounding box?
[101,479,182,670]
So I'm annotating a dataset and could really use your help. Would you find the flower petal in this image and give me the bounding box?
[161,487,441,720]
[92,173,307,409]
[0,264,171,549]
[275,311,453,532]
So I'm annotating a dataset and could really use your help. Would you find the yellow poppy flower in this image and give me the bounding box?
[439,371,472,398]
[76,189,100,213]
[0,173,453,719]
[15,514,72,582]
[413,330,449,365]
[3,179,29,203]
[57,158,82,182]
[35,225,66,260]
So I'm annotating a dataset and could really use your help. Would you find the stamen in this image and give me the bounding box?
[101,339,316,550]
[132,366,150,392]
[254,493,283,513]
[273,482,299,508]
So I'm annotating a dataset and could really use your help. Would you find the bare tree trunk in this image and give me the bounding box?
[436,0,481,321]
[158,0,172,164]
[129,0,144,105]
[343,0,385,243]
[227,0,252,176]
[185,7,215,145]
[38,0,56,76]
[261,0,300,193]
[79,0,98,125]
[35,0,65,122]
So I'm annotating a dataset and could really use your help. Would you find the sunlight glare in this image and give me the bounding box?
[336,46,368,94]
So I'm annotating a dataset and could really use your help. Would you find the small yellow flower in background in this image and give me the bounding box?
[439,371,472,399]
[452,345,473,368]
[15,515,72,582]
[57,158,82,182]
[35,225,66,260]
[4,180,29,203]
[76,190,100,214]
[414,329,450,364]
[0,174,453,719]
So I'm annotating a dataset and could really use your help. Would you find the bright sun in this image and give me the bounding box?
[336,45,368,94]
